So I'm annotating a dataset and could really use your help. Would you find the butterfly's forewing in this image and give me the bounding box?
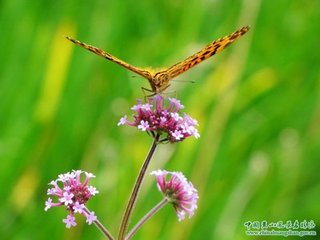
[65,36,152,80]
[164,26,250,79]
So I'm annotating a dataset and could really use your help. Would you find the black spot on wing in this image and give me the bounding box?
[209,43,221,56]
[202,50,211,56]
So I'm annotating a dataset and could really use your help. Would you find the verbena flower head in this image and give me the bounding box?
[45,170,99,228]
[118,95,200,143]
[151,170,199,221]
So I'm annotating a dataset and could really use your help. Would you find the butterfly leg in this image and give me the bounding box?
[141,87,156,101]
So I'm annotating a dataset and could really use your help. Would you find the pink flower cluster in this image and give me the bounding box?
[118,95,200,143]
[45,170,99,228]
[151,170,199,221]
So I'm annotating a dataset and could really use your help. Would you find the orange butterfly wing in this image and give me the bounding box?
[65,36,152,80]
[164,26,250,79]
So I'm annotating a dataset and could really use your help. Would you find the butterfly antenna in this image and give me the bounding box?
[131,75,145,80]
[171,79,196,84]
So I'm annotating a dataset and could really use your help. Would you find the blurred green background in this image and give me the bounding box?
[1,0,319,239]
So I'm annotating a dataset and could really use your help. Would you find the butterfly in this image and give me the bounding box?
[66,26,249,95]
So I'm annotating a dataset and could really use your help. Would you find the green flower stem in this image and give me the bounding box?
[83,207,114,240]
[118,134,160,240]
[125,198,169,240]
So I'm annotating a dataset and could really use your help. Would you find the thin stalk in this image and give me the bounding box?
[118,135,160,240]
[125,198,168,240]
[83,207,114,240]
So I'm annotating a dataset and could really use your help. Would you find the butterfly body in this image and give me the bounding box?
[66,26,249,94]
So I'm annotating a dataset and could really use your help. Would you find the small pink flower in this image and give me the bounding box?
[60,192,74,205]
[151,170,199,221]
[168,97,184,111]
[119,95,200,143]
[171,112,182,121]
[118,115,128,126]
[171,130,183,141]
[88,186,99,195]
[63,214,77,228]
[45,170,99,228]
[73,202,84,213]
[141,103,152,111]
[138,120,150,131]
[45,198,53,211]
[85,211,97,225]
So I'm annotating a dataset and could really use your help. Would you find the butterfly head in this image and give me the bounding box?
[151,71,171,93]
